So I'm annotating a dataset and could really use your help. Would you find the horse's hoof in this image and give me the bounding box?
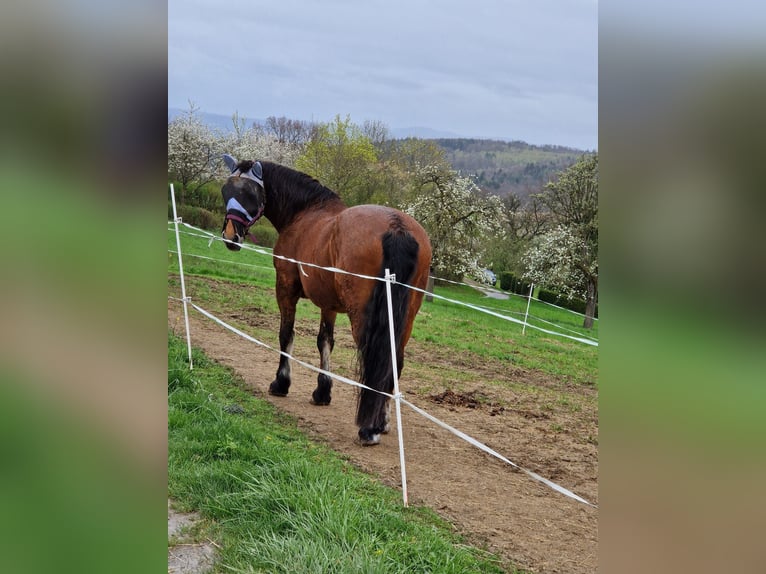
[268,381,289,397]
[382,423,391,434]
[310,389,331,406]
[358,429,381,446]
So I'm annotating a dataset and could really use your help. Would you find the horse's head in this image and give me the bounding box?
[220,154,266,251]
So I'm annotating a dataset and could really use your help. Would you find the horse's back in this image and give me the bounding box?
[335,205,430,280]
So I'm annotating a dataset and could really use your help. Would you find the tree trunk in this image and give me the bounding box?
[583,277,597,329]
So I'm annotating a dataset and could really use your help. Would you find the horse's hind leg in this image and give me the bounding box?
[269,293,298,397]
[310,309,336,406]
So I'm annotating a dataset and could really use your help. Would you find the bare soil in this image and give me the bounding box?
[168,283,597,574]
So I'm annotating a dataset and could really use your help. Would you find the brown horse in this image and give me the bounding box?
[219,155,432,445]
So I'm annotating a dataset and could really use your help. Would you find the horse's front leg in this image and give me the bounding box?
[269,295,298,397]
[310,309,336,406]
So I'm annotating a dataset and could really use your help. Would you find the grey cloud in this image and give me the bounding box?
[169,0,597,149]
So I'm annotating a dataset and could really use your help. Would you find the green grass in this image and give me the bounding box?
[168,333,512,573]
[168,223,597,386]
[414,283,597,385]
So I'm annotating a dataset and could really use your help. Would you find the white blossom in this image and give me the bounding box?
[167,104,222,191]
[169,105,301,188]
[219,121,300,175]
[405,164,505,279]
[522,224,594,300]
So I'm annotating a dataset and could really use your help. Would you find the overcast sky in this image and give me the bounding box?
[169,0,598,150]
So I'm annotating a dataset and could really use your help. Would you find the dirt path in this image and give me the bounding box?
[168,294,597,574]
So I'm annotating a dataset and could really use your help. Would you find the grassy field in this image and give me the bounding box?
[168,223,598,387]
[168,333,512,573]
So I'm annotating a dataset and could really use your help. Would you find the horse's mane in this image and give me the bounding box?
[234,159,256,173]
[244,160,343,230]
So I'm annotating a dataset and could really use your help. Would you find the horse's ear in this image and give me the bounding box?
[222,154,238,173]
[246,161,264,187]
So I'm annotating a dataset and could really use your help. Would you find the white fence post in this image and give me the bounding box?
[384,268,409,507]
[170,184,194,369]
[522,283,535,336]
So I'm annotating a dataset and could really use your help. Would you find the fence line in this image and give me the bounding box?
[167,221,598,347]
[466,300,598,342]
[167,224,275,255]
[420,290,598,346]
[531,297,599,321]
[400,399,594,507]
[431,274,598,322]
[168,249,276,273]
[168,219,597,322]
[168,243,598,343]
[168,296,595,508]
[521,313,598,343]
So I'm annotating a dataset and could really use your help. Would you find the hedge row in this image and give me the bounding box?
[498,272,532,296]
[169,203,220,231]
[184,183,225,214]
[537,288,598,318]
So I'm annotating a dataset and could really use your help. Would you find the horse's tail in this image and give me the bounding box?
[356,224,420,441]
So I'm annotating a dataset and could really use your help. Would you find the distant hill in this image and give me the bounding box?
[169,108,587,199]
[389,126,464,139]
[431,138,588,200]
[168,108,463,139]
[168,108,264,132]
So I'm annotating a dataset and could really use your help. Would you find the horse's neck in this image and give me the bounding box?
[263,165,344,232]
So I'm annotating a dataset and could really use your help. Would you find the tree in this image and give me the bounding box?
[222,113,300,170]
[523,154,598,328]
[366,138,453,209]
[295,115,379,205]
[405,164,504,280]
[361,119,390,150]
[482,191,550,276]
[387,138,450,177]
[264,116,317,147]
[522,224,596,306]
[167,102,220,201]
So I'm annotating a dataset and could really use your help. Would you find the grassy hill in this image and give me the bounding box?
[432,138,588,200]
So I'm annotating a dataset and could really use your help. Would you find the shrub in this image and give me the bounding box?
[515,280,532,297]
[537,288,598,317]
[498,272,532,296]
[171,203,221,231]
[249,223,278,248]
[186,182,226,214]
